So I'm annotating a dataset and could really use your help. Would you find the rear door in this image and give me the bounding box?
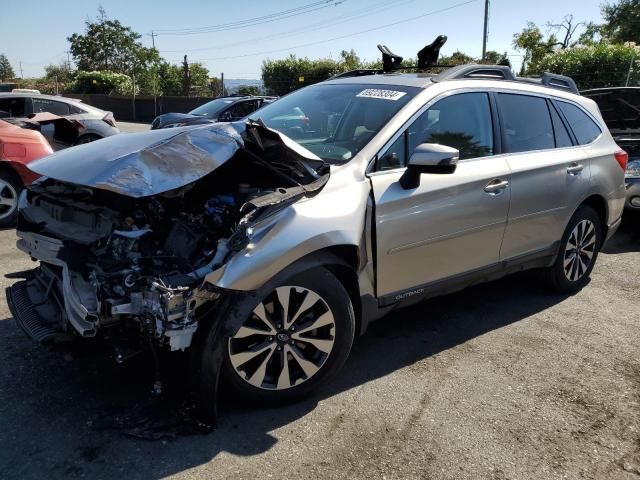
[370,91,511,298]
[497,92,589,259]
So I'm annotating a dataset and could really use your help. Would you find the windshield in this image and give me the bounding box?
[249,83,419,163]
[189,98,236,118]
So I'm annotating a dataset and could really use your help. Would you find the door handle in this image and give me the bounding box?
[567,163,584,175]
[484,179,509,194]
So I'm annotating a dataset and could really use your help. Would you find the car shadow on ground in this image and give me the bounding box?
[0,218,636,479]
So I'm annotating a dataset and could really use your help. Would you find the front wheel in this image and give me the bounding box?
[0,171,21,228]
[544,205,602,293]
[222,267,355,405]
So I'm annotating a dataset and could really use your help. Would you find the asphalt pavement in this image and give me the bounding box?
[0,211,639,480]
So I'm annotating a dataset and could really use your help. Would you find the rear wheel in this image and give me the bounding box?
[0,170,21,228]
[221,267,355,404]
[544,205,602,293]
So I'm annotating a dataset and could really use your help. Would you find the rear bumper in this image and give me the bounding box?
[625,178,640,210]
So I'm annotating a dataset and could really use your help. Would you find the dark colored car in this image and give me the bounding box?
[150,95,277,130]
[582,87,640,209]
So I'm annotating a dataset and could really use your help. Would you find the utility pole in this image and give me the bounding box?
[221,72,224,97]
[481,0,490,60]
[151,31,158,116]
[19,61,23,79]
[67,51,71,72]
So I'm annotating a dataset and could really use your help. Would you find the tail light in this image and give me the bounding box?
[614,150,628,171]
[102,112,117,128]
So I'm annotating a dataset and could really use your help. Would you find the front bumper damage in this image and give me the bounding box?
[5,120,330,423]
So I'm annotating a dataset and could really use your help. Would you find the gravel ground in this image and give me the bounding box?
[0,214,639,480]
[117,121,151,133]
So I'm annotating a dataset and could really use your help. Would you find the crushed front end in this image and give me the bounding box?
[6,121,328,358]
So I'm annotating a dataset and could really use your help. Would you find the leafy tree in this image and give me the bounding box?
[600,0,640,43]
[480,50,510,65]
[0,54,15,81]
[339,49,361,71]
[513,22,558,74]
[209,77,227,97]
[44,63,74,84]
[189,63,210,95]
[237,85,261,96]
[262,55,341,95]
[71,70,134,95]
[535,42,640,89]
[67,7,160,75]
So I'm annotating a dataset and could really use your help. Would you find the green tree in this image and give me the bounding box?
[67,7,160,75]
[0,54,15,81]
[189,63,210,95]
[237,85,261,96]
[44,63,74,84]
[262,55,341,95]
[536,42,640,89]
[71,70,134,94]
[513,22,558,74]
[601,0,640,43]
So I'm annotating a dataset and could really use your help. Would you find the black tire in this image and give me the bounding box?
[0,169,22,228]
[220,267,355,405]
[544,205,602,293]
[74,134,102,145]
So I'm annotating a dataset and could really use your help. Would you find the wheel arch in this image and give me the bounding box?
[578,194,608,243]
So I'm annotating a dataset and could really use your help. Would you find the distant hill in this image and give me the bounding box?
[224,78,264,94]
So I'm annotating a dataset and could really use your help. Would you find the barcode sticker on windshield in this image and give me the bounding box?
[356,89,407,101]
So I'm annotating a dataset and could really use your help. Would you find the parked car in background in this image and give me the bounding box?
[582,87,640,210]
[0,119,52,226]
[0,93,120,149]
[150,95,276,129]
[5,62,626,420]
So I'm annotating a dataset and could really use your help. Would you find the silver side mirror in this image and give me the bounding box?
[400,143,459,189]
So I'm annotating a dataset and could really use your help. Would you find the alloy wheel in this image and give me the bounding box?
[563,219,597,282]
[228,285,336,390]
[0,178,18,221]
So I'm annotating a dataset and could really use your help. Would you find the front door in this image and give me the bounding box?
[370,91,511,298]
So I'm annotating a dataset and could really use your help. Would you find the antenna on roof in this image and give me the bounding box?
[417,35,448,69]
[377,44,403,72]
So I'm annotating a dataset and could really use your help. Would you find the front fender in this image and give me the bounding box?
[205,176,370,291]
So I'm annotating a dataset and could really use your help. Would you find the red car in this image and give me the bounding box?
[0,119,52,226]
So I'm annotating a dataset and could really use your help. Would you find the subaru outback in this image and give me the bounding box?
[5,60,626,420]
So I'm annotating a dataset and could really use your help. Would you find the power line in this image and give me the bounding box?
[155,0,345,35]
[159,0,419,54]
[190,0,478,62]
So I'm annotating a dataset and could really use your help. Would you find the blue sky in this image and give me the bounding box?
[1,0,604,79]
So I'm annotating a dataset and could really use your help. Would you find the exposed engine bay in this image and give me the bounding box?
[7,121,329,354]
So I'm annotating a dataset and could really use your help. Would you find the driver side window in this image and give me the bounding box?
[378,92,494,171]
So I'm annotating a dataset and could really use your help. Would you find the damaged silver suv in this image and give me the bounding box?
[6,62,626,417]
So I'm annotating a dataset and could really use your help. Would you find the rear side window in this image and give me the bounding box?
[549,102,573,148]
[32,98,71,116]
[497,94,554,152]
[556,101,601,144]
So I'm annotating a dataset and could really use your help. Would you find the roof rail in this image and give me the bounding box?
[433,64,579,94]
[433,64,515,81]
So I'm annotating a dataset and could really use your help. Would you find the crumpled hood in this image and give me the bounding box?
[27,123,245,198]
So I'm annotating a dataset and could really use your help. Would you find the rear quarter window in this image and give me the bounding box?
[556,101,601,145]
[497,93,554,153]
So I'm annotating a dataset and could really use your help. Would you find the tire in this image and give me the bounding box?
[74,134,102,145]
[544,205,602,293]
[0,170,22,228]
[220,267,355,405]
